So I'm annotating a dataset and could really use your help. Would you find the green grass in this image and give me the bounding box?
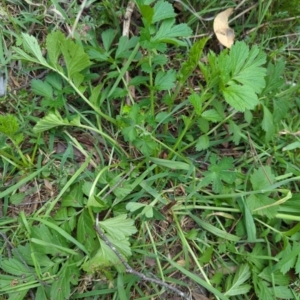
[0,0,300,299]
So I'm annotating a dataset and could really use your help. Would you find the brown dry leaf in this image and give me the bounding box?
[192,293,210,300]
[213,8,235,48]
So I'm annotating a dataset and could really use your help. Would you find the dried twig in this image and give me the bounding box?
[68,0,88,38]
[94,224,191,300]
[122,1,136,105]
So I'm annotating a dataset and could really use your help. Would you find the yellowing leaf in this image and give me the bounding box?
[213,8,235,48]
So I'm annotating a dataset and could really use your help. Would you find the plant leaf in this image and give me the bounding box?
[99,214,137,241]
[213,8,235,48]
[46,31,64,67]
[60,38,91,78]
[31,79,53,98]
[201,109,222,122]
[196,135,210,151]
[152,0,176,23]
[153,19,192,43]
[77,208,98,253]
[250,166,275,191]
[33,112,67,133]
[154,69,176,90]
[223,84,259,111]
[50,263,71,300]
[20,33,48,65]
[224,264,251,296]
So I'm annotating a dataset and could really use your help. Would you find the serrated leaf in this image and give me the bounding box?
[219,41,266,111]
[223,84,259,111]
[246,194,278,218]
[152,0,176,23]
[12,243,53,268]
[140,4,154,24]
[273,97,290,123]
[9,193,26,205]
[129,76,149,86]
[189,93,203,115]
[102,29,116,52]
[197,117,209,133]
[198,246,214,264]
[99,214,137,241]
[46,72,63,90]
[13,47,41,64]
[1,258,33,276]
[77,208,97,252]
[229,42,250,76]
[153,19,192,42]
[133,136,158,157]
[272,286,294,299]
[33,112,67,133]
[224,264,251,296]
[46,31,64,67]
[255,278,274,300]
[250,166,275,190]
[179,38,209,85]
[262,105,275,141]
[61,38,91,78]
[41,95,64,109]
[259,266,290,285]
[30,224,71,256]
[201,109,222,122]
[262,58,285,95]
[201,154,236,193]
[88,48,110,62]
[82,239,125,273]
[31,79,53,98]
[152,54,168,65]
[61,183,85,207]
[231,44,266,93]
[50,263,71,300]
[228,120,243,145]
[115,36,139,59]
[20,33,48,66]
[196,135,209,151]
[126,202,146,212]
[274,242,299,274]
[154,69,176,90]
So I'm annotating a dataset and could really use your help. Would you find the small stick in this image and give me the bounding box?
[94,224,191,300]
[68,0,88,38]
[122,1,136,106]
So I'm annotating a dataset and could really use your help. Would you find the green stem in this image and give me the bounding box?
[149,55,154,116]
[169,110,195,158]
[180,109,237,153]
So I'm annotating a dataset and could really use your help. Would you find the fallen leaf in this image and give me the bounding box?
[213,8,235,48]
[192,292,210,300]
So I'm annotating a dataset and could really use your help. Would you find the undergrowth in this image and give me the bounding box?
[0,0,300,299]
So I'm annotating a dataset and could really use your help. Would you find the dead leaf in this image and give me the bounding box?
[213,8,235,48]
[192,293,210,300]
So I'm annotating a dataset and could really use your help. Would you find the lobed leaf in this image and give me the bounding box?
[152,0,176,23]
[224,264,251,296]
